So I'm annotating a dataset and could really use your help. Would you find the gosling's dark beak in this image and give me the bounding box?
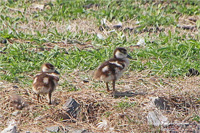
[127,54,132,59]
[54,70,60,75]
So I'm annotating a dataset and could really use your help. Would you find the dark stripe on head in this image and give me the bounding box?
[45,63,54,69]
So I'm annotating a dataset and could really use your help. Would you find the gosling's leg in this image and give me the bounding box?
[48,92,52,105]
[106,82,110,92]
[112,80,116,93]
[37,94,40,103]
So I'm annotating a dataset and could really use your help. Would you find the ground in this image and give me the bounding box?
[0,71,200,132]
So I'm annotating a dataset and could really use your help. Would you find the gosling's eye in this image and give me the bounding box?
[121,50,126,54]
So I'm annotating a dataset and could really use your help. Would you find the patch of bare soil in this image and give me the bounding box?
[0,70,200,132]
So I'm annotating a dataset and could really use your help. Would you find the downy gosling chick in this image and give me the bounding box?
[94,47,132,93]
[32,63,59,104]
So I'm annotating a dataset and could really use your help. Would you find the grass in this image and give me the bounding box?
[0,0,199,81]
[193,115,200,122]
[116,101,136,110]
[0,0,200,132]
[1,32,199,81]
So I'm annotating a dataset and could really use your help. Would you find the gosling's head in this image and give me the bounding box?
[41,63,60,75]
[113,47,132,59]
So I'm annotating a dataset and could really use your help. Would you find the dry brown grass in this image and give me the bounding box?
[0,70,200,132]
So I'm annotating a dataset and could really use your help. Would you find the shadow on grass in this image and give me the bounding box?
[113,91,146,98]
